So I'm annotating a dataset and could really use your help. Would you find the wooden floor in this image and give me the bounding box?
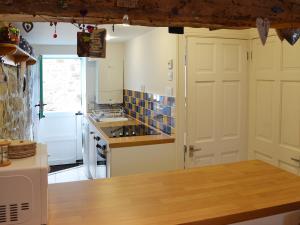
[48,160,300,225]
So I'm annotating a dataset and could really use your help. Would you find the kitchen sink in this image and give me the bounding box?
[90,110,129,123]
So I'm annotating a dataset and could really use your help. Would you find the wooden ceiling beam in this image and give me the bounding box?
[0,0,300,28]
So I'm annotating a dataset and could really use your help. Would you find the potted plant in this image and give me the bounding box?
[0,25,20,44]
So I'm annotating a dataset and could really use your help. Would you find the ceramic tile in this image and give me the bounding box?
[124,89,176,134]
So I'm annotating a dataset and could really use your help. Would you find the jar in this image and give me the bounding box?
[0,139,11,167]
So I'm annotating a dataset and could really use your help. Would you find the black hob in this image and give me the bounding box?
[101,125,160,138]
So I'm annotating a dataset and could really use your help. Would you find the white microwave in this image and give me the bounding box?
[0,144,48,225]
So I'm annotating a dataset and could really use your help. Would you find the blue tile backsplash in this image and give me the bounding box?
[124,89,176,135]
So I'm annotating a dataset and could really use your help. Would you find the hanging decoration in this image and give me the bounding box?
[256,17,270,45]
[112,24,115,33]
[77,28,107,58]
[22,22,34,33]
[276,29,285,41]
[77,8,107,58]
[87,25,95,33]
[79,9,88,31]
[276,28,300,45]
[50,21,58,38]
[275,2,300,46]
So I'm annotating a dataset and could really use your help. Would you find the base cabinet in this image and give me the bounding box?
[109,143,177,177]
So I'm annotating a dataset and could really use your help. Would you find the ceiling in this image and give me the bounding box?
[14,22,154,45]
[2,1,300,29]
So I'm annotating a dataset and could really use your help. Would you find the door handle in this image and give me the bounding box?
[189,145,202,157]
[75,111,83,116]
[189,145,202,152]
[35,103,47,107]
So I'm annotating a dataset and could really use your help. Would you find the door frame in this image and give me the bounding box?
[177,28,251,169]
[38,55,86,163]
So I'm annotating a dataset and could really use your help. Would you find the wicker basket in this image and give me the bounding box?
[8,140,37,159]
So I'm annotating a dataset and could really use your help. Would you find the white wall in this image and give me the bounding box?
[32,44,77,56]
[124,27,178,96]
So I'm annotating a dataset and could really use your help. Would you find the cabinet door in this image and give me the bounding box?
[96,43,124,104]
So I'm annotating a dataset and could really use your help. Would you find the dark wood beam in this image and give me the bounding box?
[0,0,299,28]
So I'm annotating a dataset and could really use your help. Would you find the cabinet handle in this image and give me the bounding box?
[291,158,300,163]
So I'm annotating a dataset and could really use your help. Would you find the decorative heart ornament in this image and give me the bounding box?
[276,28,300,46]
[256,17,270,45]
[22,22,33,33]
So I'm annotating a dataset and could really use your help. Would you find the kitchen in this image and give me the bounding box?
[2,1,300,225]
[20,23,178,181]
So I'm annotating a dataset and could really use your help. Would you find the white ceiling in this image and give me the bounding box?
[14,22,154,45]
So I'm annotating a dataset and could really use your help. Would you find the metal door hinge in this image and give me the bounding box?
[184,145,187,153]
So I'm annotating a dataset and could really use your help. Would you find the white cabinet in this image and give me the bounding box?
[109,143,177,177]
[96,43,124,104]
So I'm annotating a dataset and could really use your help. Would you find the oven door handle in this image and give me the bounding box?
[96,148,107,159]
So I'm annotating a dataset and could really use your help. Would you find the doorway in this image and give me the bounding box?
[37,55,85,166]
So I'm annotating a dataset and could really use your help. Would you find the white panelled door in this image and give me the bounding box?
[186,37,248,168]
[249,36,300,175]
[248,36,280,166]
[37,56,84,166]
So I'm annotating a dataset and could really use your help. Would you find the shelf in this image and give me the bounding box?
[0,43,37,66]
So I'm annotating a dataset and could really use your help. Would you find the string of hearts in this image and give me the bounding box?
[256,4,300,46]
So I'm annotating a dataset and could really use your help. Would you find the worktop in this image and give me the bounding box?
[88,115,175,148]
[48,160,300,225]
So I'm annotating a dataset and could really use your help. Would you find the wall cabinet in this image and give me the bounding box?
[249,36,300,175]
[95,43,124,104]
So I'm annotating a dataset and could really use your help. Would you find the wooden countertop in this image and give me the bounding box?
[48,160,300,225]
[87,115,175,148]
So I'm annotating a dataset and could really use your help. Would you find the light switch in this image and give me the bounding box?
[168,59,173,70]
[165,87,173,96]
[168,71,173,81]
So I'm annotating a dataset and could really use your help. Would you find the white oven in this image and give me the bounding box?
[0,144,48,225]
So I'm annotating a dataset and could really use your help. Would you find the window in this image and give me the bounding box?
[42,56,82,112]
